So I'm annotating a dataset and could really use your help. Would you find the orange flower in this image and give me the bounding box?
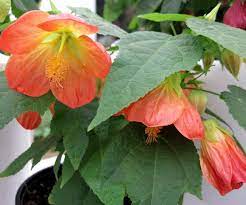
[0,11,111,108]
[118,73,204,140]
[200,119,246,195]
[17,111,41,130]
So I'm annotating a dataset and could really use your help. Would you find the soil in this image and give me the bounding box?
[16,167,132,205]
[16,167,56,205]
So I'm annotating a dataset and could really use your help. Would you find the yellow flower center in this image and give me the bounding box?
[145,127,162,144]
[45,54,68,88]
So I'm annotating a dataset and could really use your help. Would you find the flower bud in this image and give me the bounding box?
[200,119,246,195]
[205,3,222,21]
[221,49,241,78]
[203,52,214,71]
[188,90,208,114]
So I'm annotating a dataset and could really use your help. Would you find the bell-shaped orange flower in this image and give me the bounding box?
[0,11,111,108]
[118,73,204,140]
[200,119,246,195]
[17,111,42,130]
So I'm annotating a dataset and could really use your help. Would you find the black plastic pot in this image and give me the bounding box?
[16,167,56,205]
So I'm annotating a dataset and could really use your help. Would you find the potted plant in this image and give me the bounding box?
[0,0,246,205]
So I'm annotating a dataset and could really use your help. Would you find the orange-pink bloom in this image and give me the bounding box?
[0,11,111,108]
[17,111,42,130]
[118,73,204,140]
[200,119,246,195]
[223,0,246,29]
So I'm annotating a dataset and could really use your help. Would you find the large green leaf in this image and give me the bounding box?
[69,7,127,38]
[0,136,60,177]
[186,18,246,58]
[49,173,103,205]
[51,102,98,170]
[139,13,192,22]
[11,0,40,17]
[221,85,246,130]
[136,0,163,15]
[60,155,75,188]
[0,0,11,22]
[0,72,55,129]
[80,124,202,205]
[89,32,202,130]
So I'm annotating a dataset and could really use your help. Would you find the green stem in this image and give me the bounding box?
[170,22,177,36]
[184,87,220,96]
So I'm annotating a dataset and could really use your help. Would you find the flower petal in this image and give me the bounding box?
[0,10,49,54]
[50,69,97,109]
[5,44,51,97]
[76,36,111,79]
[38,13,98,36]
[174,97,204,140]
[17,111,42,130]
[120,86,184,127]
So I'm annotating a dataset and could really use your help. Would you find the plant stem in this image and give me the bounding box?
[184,87,221,96]
[170,22,177,36]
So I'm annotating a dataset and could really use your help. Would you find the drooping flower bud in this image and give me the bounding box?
[202,52,214,71]
[188,90,208,114]
[221,49,241,78]
[223,0,246,29]
[200,119,246,195]
[17,111,42,130]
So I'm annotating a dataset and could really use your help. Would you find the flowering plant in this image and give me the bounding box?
[0,0,246,204]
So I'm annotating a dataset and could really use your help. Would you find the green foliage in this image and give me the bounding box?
[0,72,55,129]
[60,155,75,188]
[139,13,192,22]
[0,0,11,22]
[0,136,60,177]
[221,86,246,130]
[49,173,103,205]
[89,32,202,130]
[34,110,53,138]
[69,7,127,38]
[11,0,40,17]
[51,101,98,170]
[186,18,246,58]
[136,0,163,15]
[81,124,202,205]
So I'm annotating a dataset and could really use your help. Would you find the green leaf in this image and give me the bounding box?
[0,0,11,22]
[60,155,75,188]
[51,101,98,170]
[139,13,192,22]
[186,18,246,58]
[220,85,246,130]
[136,0,163,15]
[89,32,203,130]
[0,72,55,129]
[49,173,103,205]
[81,124,202,205]
[0,136,60,177]
[11,0,40,17]
[69,7,127,38]
[54,152,63,180]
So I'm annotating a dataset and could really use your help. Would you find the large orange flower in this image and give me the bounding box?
[118,73,204,140]
[200,119,246,195]
[0,11,111,108]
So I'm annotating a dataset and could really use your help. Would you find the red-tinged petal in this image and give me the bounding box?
[120,86,185,127]
[174,97,204,140]
[50,69,97,109]
[223,0,246,29]
[17,111,42,130]
[5,44,52,97]
[76,36,111,79]
[0,10,49,54]
[38,13,98,36]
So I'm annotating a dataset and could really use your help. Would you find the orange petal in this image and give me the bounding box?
[76,36,111,79]
[174,97,204,140]
[0,10,49,54]
[17,111,42,130]
[120,86,185,127]
[50,69,97,109]
[38,13,98,36]
[5,44,51,97]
